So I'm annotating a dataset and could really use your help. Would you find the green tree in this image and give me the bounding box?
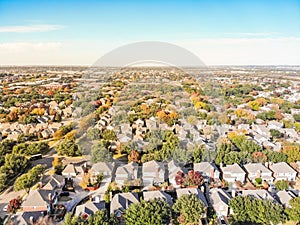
[14,164,46,193]
[223,151,245,165]
[270,129,282,139]
[293,114,300,122]
[172,147,192,163]
[0,139,17,155]
[239,140,262,154]
[192,144,205,163]
[12,143,29,155]
[87,128,101,140]
[265,151,287,163]
[215,142,234,165]
[61,213,78,225]
[88,209,118,225]
[13,142,49,156]
[275,180,289,191]
[13,173,31,193]
[0,154,28,177]
[229,196,286,225]
[52,157,63,174]
[172,194,205,225]
[101,129,117,141]
[91,142,113,163]
[286,197,300,222]
[125,198,172,225]
[0,139,17,166]
[56,138,81,157]
[0,173,7,191]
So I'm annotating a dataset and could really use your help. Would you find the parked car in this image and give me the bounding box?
[3,204,8,212]
[218,216,227,225]
[59,192,69,197]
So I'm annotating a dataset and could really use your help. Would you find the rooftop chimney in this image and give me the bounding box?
[210,167,215,182]
[29,216,34,225]
[232,190,236,198]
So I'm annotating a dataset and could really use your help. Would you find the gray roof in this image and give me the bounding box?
[62,164,77,176]
[194,162,219,174]
[242,190,275,201]
[176,187,208,207]
[43,174,64,190]
[222,163,245,174]
[168,160,188,175]
[22,190,52,208]
[75,201,105,217]
[210,188,232,206]
[243,163,272,174]
[276,190,296,207]
[91,162,115,173]
[143,190,173,205]
[143,160,165,173]
[269,162,297,174]
[110,192,139,214]
[13,211,46,225]
[116,162,139,177]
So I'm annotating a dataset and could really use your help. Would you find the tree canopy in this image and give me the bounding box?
[274,180,289,191]
[55,138,81,157]
[286,197,300,222]
[172,194,205,225]
[14,164,46,193]
[229,196,286,225]
[62,210,118,225]
[91,142,113,163]
[125,198,172,225]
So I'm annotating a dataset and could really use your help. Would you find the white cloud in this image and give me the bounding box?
[0,24,64,33]
[175,37,300,65]
[0,37,299,65]
[224,32,280,37]
[0,42,62,52]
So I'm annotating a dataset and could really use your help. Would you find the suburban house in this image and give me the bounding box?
[243,163,274,183]
[42,174,65,191]
[168,160,187,187]
[242,190,275,202]
[209,188,232,217]
[276,190,297,208]
[22,189,57,212]
[269,162,297,181]
[62,163,84,178]
[194,162,220,182]
[115,162,139,186]
[221,163,246,183]
[142,160,165,187]
[75,201,106,217]
[143,190,173,205]
[176,187,208,207]
[13,211,47,225]
[110,192,139,217]
[252,125,271,139]
[90,162,115,183]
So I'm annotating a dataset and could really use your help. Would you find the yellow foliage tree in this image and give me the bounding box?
[195,101,207,110]
[31,108,45,116]
[248,100,261,111]
[256,97,267,106]
[282,143,300,162]
[235,109,248,118]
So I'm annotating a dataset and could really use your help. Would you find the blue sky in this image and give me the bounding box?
[0,0,299,65]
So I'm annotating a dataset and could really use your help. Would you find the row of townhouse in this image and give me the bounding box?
[74,187,208,221]
[64,160,298,189]
[210,188,300,217]
[221,162,298,183]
